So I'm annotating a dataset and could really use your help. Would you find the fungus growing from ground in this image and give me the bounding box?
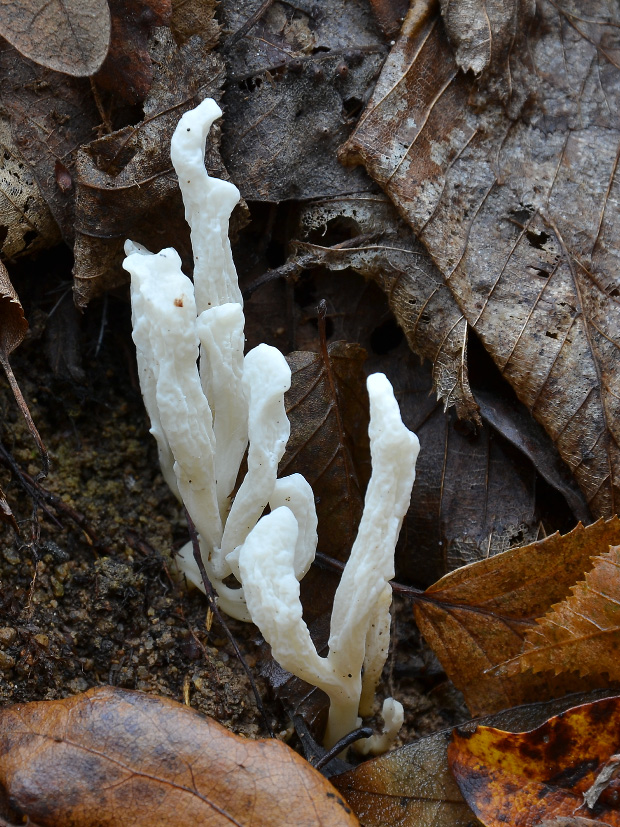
[123,98,420,751]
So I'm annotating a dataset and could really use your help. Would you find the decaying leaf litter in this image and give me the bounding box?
[1,0,620,824]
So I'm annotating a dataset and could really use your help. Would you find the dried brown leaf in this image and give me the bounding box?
[386,343,540,584]
[0,263,27,358]
[476,389,590,524]
[413,518,620,714]
[0,686,359,826]
[0,0,111,76]
[280,269,569,584]
[439,0,534,79]
[94,0,171,104]
[0,41,101,240]
[501,544,620,680]
[294,196,479,423]
[170,0,219,46]
[332,691,612,827]
[0,261,48,475]
[219,0,386,201]
[340,0,620,518]
[0,116,60,257]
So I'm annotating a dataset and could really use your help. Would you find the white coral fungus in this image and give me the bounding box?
[123,98,420,752]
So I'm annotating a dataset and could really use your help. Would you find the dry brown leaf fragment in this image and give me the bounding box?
[219,0,386,202]
[0,0,111,76]
[500,544,620,681]
[331,691,612,827]
[0,40,101,241]
[0,116,61,257]
[382,342,540,584]
[0,686,360,826]
[340,0,620,519]
[170,0,219,46]
[439,0,535,80]
[94,0,171,104]
[0,486,18,532]
[284,341,370,570]
[413,518,620,715]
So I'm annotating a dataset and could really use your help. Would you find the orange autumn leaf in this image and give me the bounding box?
[448,695,620,827]
[413,518,620,715]
[500,544,620,681]
[0,686,359,826]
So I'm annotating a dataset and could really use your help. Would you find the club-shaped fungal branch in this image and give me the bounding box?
[123,98,420,752]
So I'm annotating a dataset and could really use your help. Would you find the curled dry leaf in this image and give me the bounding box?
[448,696,620,827]
[413,518,620,715]
[0,686,360,826]
[500,543,620,681]
[340,0,620,519]
[0,0,111,76]
[0,116,61,258]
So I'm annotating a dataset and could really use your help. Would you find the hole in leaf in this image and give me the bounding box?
[370,318,403,354]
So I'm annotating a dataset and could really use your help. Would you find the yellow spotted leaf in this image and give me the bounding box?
[448,695,620,827]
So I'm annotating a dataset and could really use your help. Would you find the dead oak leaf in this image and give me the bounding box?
[0,686,360,826]
[501,543,620,681]
[340,0,620,519]
[448,695,620,826]
[413,517,620,715]
[0,0,111,76]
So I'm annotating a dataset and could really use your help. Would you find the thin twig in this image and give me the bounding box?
[0,443,60,528]
[184,508,274,737]
[314,726,374,770]
[0,355,49,479]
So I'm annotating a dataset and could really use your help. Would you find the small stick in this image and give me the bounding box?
[0,355,49,479]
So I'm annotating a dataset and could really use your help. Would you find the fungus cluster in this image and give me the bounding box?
[123,99,420,751]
